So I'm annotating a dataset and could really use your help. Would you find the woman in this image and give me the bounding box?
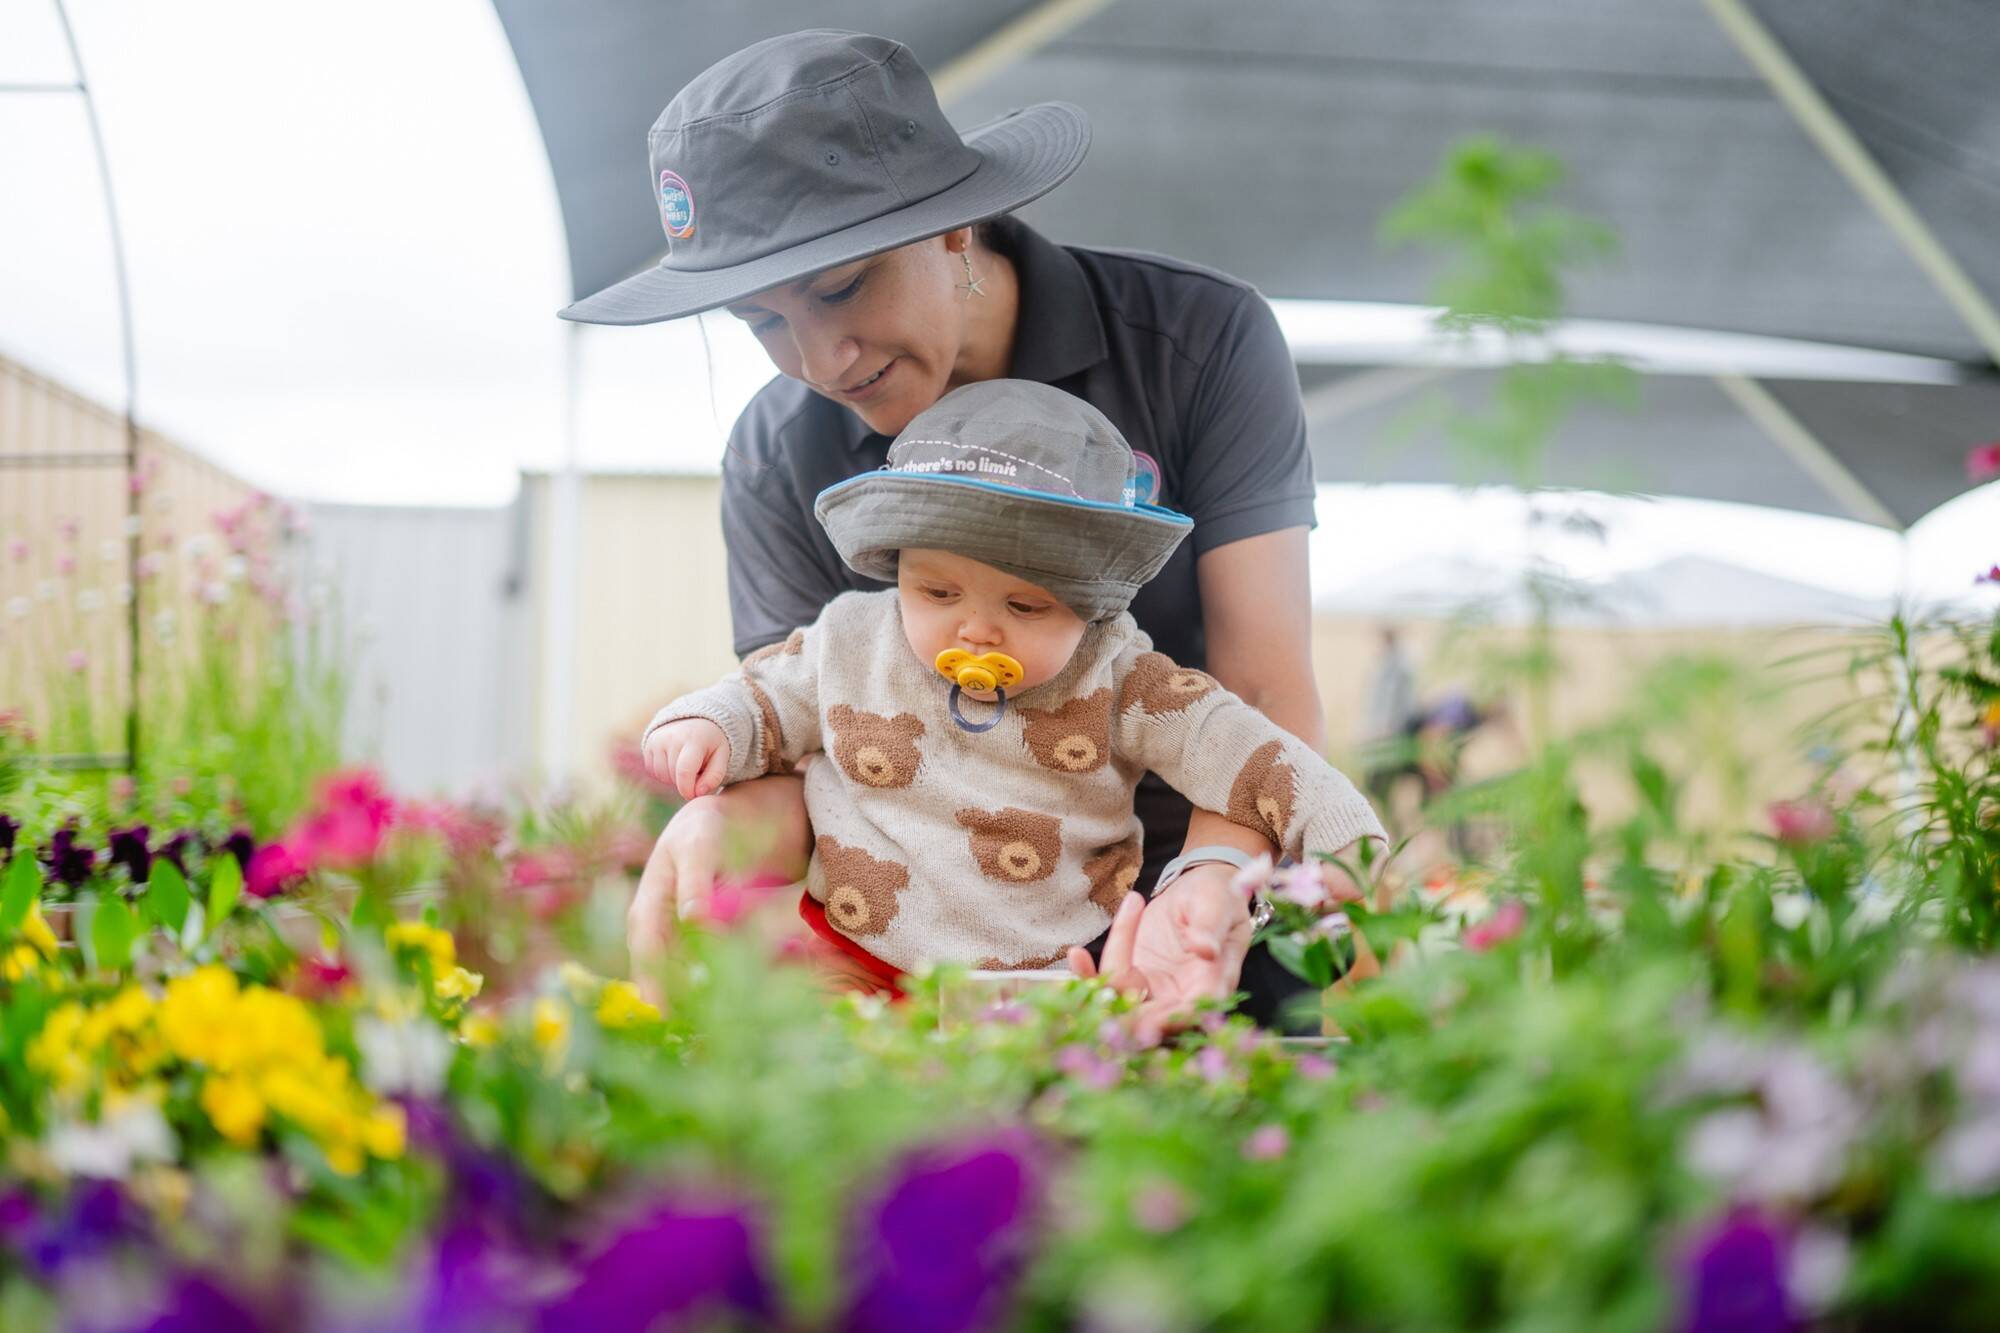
[564,30,1328,1028]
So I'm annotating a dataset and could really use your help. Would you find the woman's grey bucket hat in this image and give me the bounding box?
[814,381,1192,622]
[559,30,1090,326]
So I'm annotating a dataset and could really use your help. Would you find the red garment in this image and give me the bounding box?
[796,892,905,999]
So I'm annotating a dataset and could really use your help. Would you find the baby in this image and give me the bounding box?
[643,380,1386,979]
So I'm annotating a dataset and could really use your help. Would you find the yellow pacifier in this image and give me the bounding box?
[935,650,1024,733]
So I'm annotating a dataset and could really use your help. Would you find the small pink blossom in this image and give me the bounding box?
[56,554,76,577]
[1229,853,1275,899]
[57,517,79,542]
[109,775,136,804]
[1978,565,2000,586]
[1770,799,1836,847]
[1056,1043,1121,1090]
[1242,1124,1291,1161]
[1464,899,1527,952]
[1968,442,2000,482]
[6,539,25,562]
[1130,1180,1190,1233]
[1272,861,1329,910]
[1194,1045,1233,1084]
[135,553,164,580]
[64,648,88,673]
[1294,1052,1336,1081]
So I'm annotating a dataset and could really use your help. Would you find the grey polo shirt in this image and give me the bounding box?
[718,217,1317,874]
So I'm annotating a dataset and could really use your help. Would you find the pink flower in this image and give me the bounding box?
[1228,853,1275,899]
[1130,1180,1190,1233]
[1194,1045,1233,1085]
[245,839,307,898]
[1294,1052,1336,1081]
[6,539,26,562]
[1978,565,2000,586]
[1968,442,2000,482]
[109,775,136,804]
[1770,799,1836,847]
[1464,899,1527,952]
[65,649,88,673]
[1272,861,1329,910]
[291,768,396,867]
[1242,1124,1291,1161]
[136,553,164,580]
[56,554,76,577]
[57,517,79,542]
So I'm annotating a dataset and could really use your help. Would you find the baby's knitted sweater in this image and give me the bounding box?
[649,591,1386,972]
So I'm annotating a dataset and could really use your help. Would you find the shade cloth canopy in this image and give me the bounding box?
[493,0,2000,527]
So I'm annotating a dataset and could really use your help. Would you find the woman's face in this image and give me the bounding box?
[896,549,1086,697]
[726,234,973,437]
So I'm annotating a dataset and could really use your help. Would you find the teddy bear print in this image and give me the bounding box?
[1018,689,1113,773]
[1082,835,1144,916]
[814,836,909,938]
[974,948,1072,971]
[1122,652,1219,717]
[955,807,1064,883]
[826,705,926,788]
[1226,740,1297,843]
[746,680,790,775]
[741,627,806,669]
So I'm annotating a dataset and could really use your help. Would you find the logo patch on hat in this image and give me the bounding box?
[658,170,695,240]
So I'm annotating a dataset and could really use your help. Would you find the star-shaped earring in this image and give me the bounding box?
[957,250,986,299]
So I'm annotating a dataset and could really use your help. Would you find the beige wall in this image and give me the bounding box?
[1,355,254,751]
[521,472,737,783]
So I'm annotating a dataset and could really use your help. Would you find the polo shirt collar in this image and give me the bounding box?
[837,219,1108,454]
[999,218,1109,385]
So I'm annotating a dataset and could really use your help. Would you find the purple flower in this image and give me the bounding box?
[42,824,97,889]
[1194,1045,1233,1085]
[136,1275,266,1332]
[846,1134,1040,1333]
[108,824,153,883]
[1679,1209,1795,1333]
[0,813,18,859]
[222,828,257,871]
[1056,1044,1121,1090]
[540,1202,769,1333]
[25,1180,141,1277]
[156,831,193,877]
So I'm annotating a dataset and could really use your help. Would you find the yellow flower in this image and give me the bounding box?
[323,1141,364,1177]
[557,961,600,1002]
[459,1012,500,1048]
[385,922,456,973]
[361,1104,406,1160]
[200,1075,266,1145]
[28,1004,90,1092]
[596,980,660,1030]
[434,966,484,1004]
[531,997,570,1058]
[20,908,58,959]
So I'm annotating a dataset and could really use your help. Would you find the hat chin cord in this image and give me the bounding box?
[934,650,1024,734]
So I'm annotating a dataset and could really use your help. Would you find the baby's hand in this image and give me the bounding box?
[643,718,730,800]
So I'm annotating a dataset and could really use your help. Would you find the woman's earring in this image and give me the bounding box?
[957,250,986,299]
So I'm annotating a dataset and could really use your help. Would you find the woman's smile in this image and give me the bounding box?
[833,357,900,405]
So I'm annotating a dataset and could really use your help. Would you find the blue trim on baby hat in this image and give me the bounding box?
[815,470,1194,526]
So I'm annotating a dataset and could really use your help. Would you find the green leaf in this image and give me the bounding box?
[91,892,138,973]
[0,853,39,936]
[207,855,243,935]
[146,860,190,934]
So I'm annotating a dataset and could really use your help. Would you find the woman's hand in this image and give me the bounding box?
[642,718,730,799]
[1067,863,1252,1045]
[628,773,812,1002]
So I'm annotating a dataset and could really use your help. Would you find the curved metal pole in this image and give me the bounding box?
[51,0,143,772]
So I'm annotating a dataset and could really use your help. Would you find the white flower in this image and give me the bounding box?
[201,581,229,605]
[45,1102,177,1179]
[1930,1115,2000,1196]
[152,608,177,643]
[1787,1225,1852,1313]
[5,596,28,621]
[75,589,103,614]
[355,1014,453,1097]
[122,515,142,538]
[222,555,248,583]
[182,534,216,560]
[34,579,55,601]
[1770,891,1812,931]
[98,538,121,564]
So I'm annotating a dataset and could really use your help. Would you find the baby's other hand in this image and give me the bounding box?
[643,719,730,799]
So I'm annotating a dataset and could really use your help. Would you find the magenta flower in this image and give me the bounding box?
[1464,899,1527,951]
[1978,564,2000,585]
[245,840,307,898]
[289,768,396,868]
[1769,800,1836,847]
[1968,442,2000,482]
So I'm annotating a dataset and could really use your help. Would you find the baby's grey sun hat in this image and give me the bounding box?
[814,380,1191,620]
